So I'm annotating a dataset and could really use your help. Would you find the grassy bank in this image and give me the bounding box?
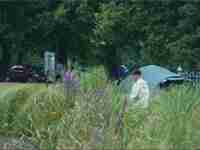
[0,69,200,149]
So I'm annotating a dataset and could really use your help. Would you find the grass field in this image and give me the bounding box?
[0,68,200,150]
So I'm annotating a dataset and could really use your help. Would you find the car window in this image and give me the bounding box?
[13,68,25,72]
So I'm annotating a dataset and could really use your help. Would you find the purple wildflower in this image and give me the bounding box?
[94,89,105,98]
[64,71,74,81]
[63,71,80,95]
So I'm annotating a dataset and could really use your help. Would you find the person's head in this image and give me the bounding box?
[132,69,142,81]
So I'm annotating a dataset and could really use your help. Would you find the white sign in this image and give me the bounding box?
[44,51,55,77]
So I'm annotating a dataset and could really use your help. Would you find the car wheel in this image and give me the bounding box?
[27,77,34,83]
[6,77,11,82]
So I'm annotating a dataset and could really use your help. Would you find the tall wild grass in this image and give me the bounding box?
[0,68,200,150]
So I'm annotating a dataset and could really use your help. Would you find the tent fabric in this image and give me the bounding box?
[120,65,183,94]
[140,65,182,88]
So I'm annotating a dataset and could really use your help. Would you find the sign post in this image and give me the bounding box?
[44,51,55,82]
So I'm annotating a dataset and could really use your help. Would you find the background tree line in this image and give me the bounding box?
[1,0,200,76]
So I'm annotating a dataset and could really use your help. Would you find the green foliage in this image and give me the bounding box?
[1,1,200,74]
[94,1,200,70]
[94,3,133,68]
[80,66,108,90]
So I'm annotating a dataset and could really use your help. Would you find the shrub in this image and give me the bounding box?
[80,66,108,91]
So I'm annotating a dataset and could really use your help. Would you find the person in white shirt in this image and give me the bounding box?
[129,69,150,108]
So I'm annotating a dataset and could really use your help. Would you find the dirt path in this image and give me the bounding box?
[0,137,38,150]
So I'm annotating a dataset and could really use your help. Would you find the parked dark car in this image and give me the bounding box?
[6,65,46,82]
[31,64,47,82]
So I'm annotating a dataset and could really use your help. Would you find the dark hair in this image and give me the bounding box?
[132,69,142,76]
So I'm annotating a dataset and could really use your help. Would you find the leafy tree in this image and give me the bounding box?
[1,0,200,76]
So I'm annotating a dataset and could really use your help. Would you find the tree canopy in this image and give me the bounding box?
[1,0,200,75]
